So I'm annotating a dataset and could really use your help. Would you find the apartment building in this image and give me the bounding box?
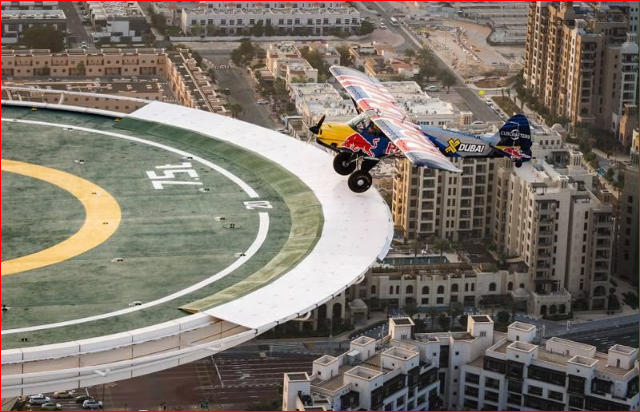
[493,150,614,313]
[180,1,360,36]
[393,156,497,243]
[82,1,148,37]
[616,130,639,283]
[0,48,226,114]
[284,315,639,411]
[523,1,637,132]
[350,259,531,316]
[461,326,640,411]
[0,9,66,44]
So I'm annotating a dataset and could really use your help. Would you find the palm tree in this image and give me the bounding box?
[229,103,243,118]
[431,238,450,256]
[428,306,440,330]
[448,302,463,328]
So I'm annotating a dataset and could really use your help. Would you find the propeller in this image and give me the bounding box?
[308,114,326,135]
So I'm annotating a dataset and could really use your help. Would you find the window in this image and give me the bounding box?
[486,391,499,402]
[548,390,563,401]
[406,285,413,294]
[451,284,459,293]
[485,377,500,389]
[422,286,429,294]
[437,285,444,294]
[464,386,479,397]
[465,373,479,384]
[489,282,497,292]
[528,385,543,396]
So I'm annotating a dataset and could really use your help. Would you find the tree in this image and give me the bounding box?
[403,48,416,61]
[496,310,510,324]
[205,24,217,37]
[250,21,264,37]
[264,22,276,36]
[207,68,217,83]
[22,25,65,52]
[448,302,464,328]
[428,306,440,330]
[437,313,449,331]
[142,32,156,47]
[76,61,86,76]
[336,45,352,67]
[431,238,450,256]
[228,103,244,118]
[190,25,202,36]
[358,20,375,35]
[459,314,469,329]
[402,300,419,319]
[438,70,457,93]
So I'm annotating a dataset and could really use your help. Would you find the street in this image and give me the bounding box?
[199,51,276,130]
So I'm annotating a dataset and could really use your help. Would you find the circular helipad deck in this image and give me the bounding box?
[0,101,393,397]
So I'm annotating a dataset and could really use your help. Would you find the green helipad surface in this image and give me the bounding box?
[0,106,323,349]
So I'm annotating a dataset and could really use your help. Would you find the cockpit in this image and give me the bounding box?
[347,113,383,136]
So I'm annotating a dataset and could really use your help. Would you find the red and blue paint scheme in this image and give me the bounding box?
[309,66,532,193]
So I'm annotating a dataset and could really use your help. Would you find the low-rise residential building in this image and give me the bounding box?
[284,316,640,411]
[0,9,66,44]
[180,1,360,36]
[461,325,640,411]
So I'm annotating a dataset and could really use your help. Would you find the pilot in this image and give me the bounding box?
[369,122,382,136]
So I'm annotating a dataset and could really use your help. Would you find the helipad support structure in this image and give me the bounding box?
[0,100,393,397]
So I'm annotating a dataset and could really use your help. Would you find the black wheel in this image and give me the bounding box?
[515,161,523,168]
[348,171,373,193]
[333,152,356,175]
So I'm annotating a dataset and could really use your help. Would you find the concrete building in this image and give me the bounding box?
[523,1,637,132]
[493,151,614,313]
[0,47,227,114]
[285,316,639,411]
[392,156,497,243]
[83,1,148,40]
[180,1,360,36]
[461,324,640,411]
[616,129,639,283]
[347,258,531,319]
[0,9,66,44]
[1,1,58,10]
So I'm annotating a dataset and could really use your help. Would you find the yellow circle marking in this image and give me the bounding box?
[1,159,122,276]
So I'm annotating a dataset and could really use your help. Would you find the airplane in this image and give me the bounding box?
[308,66,533,193]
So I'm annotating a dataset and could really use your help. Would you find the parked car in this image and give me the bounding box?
[75,395,93,404]
[53,390,72,399]
[41,402,63,411]
[28,394,51,405]
[424,86,440,92]
[82,400,103,409]
[256,99,269,105]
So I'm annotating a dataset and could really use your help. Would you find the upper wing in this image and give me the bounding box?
[330,66,461,173]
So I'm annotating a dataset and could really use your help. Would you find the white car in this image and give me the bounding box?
[424,86,440,92]
[256,99,269,105]
[83,399,103,409]
[28,394,51,405]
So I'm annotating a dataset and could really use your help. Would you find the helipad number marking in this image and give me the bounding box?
[244,201,273,209]
[146,162,203,190]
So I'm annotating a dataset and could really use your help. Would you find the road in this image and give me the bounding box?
[198,51,276,130]
[365,2,501,123]
[568,326,639,352]
[58,1,91,47]
[514,313,639,340]
[102,353,315,411]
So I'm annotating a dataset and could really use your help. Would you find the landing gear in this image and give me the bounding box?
[333,152,356,175]
[515,161,523,168]
[348,170,373,193]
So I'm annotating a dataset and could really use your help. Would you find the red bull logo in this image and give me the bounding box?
[342,133,379,157]
[498,146,531,159]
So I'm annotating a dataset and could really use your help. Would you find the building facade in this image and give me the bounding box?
[461,329,640,411]
[284,316,640,411]
[180,1,360,36]
[523,1,637,132]
[493,152,614,313]
[393,157,497,243]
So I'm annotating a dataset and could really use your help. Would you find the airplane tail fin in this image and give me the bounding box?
[495,114,532,157]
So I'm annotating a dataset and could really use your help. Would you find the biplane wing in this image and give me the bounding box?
[329,66,461,173]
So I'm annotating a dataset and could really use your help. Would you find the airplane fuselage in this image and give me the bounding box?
[316,121,399,158]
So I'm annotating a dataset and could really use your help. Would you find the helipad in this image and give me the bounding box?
[1,100,393,397]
